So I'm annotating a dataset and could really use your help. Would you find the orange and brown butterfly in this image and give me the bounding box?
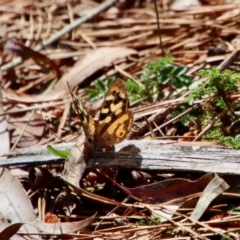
[68,79,133,151]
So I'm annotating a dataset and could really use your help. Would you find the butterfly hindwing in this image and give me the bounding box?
[99,110,133,146]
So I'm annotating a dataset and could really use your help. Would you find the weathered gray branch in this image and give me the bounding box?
[1,140,239,174]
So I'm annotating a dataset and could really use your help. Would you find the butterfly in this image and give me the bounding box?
[68,79,133,151]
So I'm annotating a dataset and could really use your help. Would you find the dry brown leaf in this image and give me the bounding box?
[118,173,217,204]
[0,168,37,234]
[62,135,93,187]
[0,223,25,240]
[46,47,137,101]
[190,174,229,220]
[4,89,44,103]
[0,84,9,155]
[31,213,97,234]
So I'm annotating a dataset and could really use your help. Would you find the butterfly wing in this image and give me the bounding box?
[95,79,133,149]
[98,110,133,146]
[68,83,95,142]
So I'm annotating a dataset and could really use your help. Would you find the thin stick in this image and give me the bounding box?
[153,0,165,56]
[1,0,119,72]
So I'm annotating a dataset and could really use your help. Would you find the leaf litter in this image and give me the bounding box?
[1,0,240,239]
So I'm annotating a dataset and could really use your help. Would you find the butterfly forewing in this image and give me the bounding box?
[67,83,95,138]
[94,79,133,149]
[96,79,129,134]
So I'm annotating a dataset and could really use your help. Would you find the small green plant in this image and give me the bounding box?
[140,56,193,101]
[185,67,240,148]
[47,145,69,159]
[220,136,240,149]
[125,79,145,103]
[166,227,178,235]
[86,77,145,103]
[138,217,161,225]
[86,57,193,103]
[86,78,115,101]
[187,67,239,106]
[221,235,237,240]
[172,106,203,129]
[228,203,240,211]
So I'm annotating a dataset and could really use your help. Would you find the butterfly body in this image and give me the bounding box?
[69,79,133,152]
